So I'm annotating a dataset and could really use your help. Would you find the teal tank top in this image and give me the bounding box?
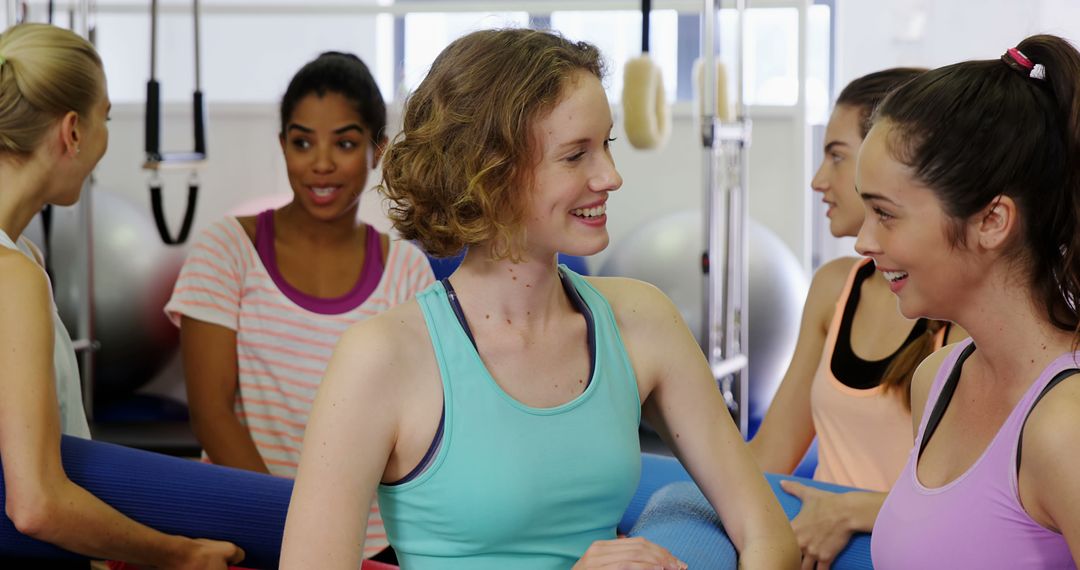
[377,267,642,569]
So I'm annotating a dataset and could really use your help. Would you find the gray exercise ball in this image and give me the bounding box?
[599,209,808,420]
[46,191,185,402]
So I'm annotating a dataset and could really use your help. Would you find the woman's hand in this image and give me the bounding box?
[780,481,882,570]
[171,538,245,570]
[572,537,688,570]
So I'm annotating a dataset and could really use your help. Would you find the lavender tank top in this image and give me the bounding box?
[872,339,1077,568]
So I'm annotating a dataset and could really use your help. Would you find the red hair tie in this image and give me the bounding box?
[1007,48,1034,70]
[1006,47,1046,80]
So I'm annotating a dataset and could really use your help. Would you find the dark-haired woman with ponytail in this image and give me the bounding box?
[165,52,434,561]
[749,67,966,567]
[857,35,1080,567]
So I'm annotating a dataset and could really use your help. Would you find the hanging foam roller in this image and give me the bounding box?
[622,55,671,150]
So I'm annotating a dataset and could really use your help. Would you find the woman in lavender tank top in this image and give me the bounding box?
[853,34,1080,568]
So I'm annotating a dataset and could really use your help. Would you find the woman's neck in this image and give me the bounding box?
[953,268,1075,386]
[274,201,365,247]
[0,158,51,240]
[450,247,572,329]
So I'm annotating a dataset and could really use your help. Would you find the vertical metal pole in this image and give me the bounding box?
[76,180,95,420]
[73,0,89,37]
[150,0,158,81]
[704,0,750,436]
[193,0,201,90]
[701,0,716,352]
[75,0,96,420]
[733,0,749,437]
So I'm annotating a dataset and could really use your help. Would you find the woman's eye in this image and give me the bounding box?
[291,139,311,150]
[567,151,586,162]
[338,140,358,150]
[874,207,894,221]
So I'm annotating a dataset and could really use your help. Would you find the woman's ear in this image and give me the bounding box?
[58,110,81,157]
[975,194,1018,251]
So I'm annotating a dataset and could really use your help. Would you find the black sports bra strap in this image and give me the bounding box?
[441,269,594,374]
[918,342,978,459]
[440,278,478,348]
[1016,367,1080,474]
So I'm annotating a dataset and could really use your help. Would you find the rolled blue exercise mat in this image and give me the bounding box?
[0,435,293,569]
[624,453,874,569]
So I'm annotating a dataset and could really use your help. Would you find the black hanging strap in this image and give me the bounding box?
[149,176,199,245]
[145,0,205,246]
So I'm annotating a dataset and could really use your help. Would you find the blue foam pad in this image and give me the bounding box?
[628,482,738,569]
[0,435,292,569]
[424,249,591,280]
[623,454,874,569]
[620,453,695,533]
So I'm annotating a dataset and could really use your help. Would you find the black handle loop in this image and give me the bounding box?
[145,0,205,246]
[149,178,199,245]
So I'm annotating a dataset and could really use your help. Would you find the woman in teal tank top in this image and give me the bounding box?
[281,28,799,570]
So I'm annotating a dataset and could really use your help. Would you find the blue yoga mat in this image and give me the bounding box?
[2,443,870,569]
[0,435,292,569]
[624,453,874,569]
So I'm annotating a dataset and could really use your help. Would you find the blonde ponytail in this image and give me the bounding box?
[0,23,102,156]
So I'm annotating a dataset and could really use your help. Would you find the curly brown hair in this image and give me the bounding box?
[380,28,604,260]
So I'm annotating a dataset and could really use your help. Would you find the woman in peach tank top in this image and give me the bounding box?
[748,68,964,568]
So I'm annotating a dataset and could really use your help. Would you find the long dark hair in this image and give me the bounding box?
[836,67,926,138]
[875,34,1080,343]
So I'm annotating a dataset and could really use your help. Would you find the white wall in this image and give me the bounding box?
[835,0,1080,91]
[91,102,808,276]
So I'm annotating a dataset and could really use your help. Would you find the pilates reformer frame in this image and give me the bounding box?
[701,0,752,436]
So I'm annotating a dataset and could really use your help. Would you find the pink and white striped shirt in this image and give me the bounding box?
[165,216,434,557]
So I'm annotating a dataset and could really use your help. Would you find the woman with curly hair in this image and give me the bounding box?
[281,28,798,570]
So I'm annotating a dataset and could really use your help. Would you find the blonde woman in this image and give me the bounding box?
[0,23,242,569]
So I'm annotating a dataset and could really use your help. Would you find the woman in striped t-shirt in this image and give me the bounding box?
[165,52,434,561]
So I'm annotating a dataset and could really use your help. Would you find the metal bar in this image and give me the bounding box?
[700,0,715,351]
[711,354,748,382]
[71,0,97,421]
[75,175,95,420]
[641,0,651,53]
[149,0,157,80]
[193,0,201,90]
[735,0,745,117]
[92,0,708,16]
[70,339,98,352]
[76,0,89,36]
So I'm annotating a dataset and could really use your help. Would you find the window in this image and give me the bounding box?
[401,11,529,94]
